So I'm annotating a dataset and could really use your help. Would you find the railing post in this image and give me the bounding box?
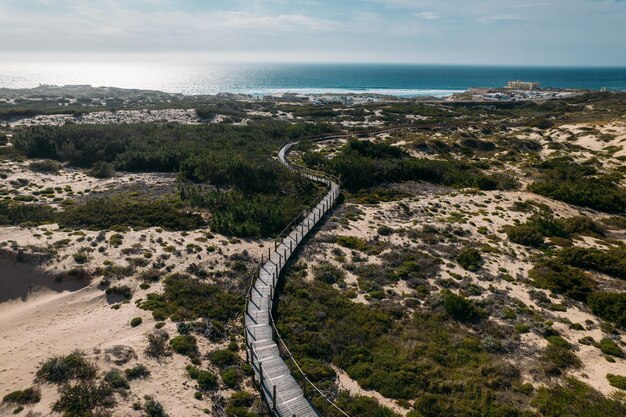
[290,240,293,252]
[260,362,264,386]
[273,385,277,412]
[323,398,328,417]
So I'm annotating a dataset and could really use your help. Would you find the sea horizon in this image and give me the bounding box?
[1,62,625,98]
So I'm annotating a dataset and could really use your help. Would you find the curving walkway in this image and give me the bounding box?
[244,139,340,417]
[244,128,419,416]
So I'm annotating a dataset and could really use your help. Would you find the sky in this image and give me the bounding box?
[0,0,625,66]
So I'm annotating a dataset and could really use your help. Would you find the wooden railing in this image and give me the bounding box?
[243,126,421,416]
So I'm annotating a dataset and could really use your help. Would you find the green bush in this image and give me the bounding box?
[59,193,204,231]
[73,252,88,264]
[2,388,41,404]
[169,335,198,357]
[312,262,345,285]
[335,235,369,251]
[557,246,626,280]
[332,391,400,417]
[587,291,626,328]
[88,161,115,178]
[52,381,115,417]
[228,391,255,408]
[124,364,150,380]
[277,275,522,413]
[529,157,626,214]
[209,349,238,368]
[130,317,143,327]
[104,369,129,389]
[541,344,581,376]
[144,330,171,359]
[0,201,55,226]
[532,377,626,417]
[317,139,518,192]
[29,159,61,173]
[506,225,544,247]
[220,368,242,389]
[140,274,243,323]
[442,291,484,323]
[456,247,484,272]
[607,374,626,390]
[144,397,169,417]
[599,338,624,358]
[529,261,595,302]
[36,351,98,383]
[196,370,218,391]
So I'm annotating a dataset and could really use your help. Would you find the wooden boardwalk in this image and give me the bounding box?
[244,129,419,416]
[244,141,339,417]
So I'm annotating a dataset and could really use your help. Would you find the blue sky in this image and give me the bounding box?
[1,0,625,66]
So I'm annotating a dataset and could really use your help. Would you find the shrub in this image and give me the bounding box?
[145,330,171,359]
[58,193,204,231]
[456,247,483,272]
[335,235,369,251]
[442,291,484,323]
[130,317,143,327]
[36,351,98,383]
[144,397,169,417]
[140,274,243,323]
[105,285,132,299]
[220,368,242,389]
[278,274,524,414]
[0,201,55,226]
[377,225,394,236]
[169,335,198,357]
[563,216,605,236]
[124,364,150,380]
[30,159,61,173]
[532,377,626,417]
[104,369,129,390]
[2,388,41,404]
[312,262,345,285]
[196,370,218,391]
[228,391,255,408]
[587,292,626,328]
[599,338,624,358]
[529,261,595,302]
[546,335,570,348]
[557,246,626,280]
[506,225,544,247]
[88,161,115,178]
[209,349,238,368]
[52,381,115,417]
[529,158,626,214]
[542,344,581,376]
[607,374,626,390]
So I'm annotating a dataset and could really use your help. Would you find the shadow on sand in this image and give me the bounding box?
[0,250,90,303]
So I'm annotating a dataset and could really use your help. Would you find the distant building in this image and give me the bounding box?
[506,81,540,90]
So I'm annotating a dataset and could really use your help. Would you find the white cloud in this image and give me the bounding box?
[414,11,439,20]
[478,14,524,22]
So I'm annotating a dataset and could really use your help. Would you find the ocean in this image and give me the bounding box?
[0,62,625,97]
